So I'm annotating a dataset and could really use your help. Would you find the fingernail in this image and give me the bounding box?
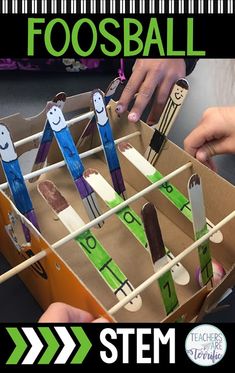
[196,150,208,162]
[128,112,138,122]
[116,104,123,113]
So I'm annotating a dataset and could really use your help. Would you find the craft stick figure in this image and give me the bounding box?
[141,202,179,315]
[92,89,126,199]
[0,123,40,242]
[77,77,121,147]
[29,92,66,183]
[188,174,213,286]
[145,79,189,165]
[47,106,104,227]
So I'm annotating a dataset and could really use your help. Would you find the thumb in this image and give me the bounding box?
[195,138,230,162]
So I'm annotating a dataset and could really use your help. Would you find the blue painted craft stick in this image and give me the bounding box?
[0,123,40,242]
[29,92,66,183]
[46,106,104,227]
[76,77,121,147]
[91,88,126,199]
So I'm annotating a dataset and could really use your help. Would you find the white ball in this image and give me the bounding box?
[196,258,226,288]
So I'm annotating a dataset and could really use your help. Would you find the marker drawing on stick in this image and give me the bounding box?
[188,174,213,286]
[47,106,103,227]
[38,180,142,312]
[141,202,179,315]
[118,142,223,244]
[29,92,66,183]
[0,123,40,242]
[92,88,126,199]
[77,77,121,148]
[84,168,188,285]
[145,79,189,164]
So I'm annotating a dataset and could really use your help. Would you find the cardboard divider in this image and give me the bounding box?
[0,94,235,322]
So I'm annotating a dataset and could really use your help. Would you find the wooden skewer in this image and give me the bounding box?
[14,110,94,148]
[0,250,46,284]
[0,131,141,190]
[108,210,235,315]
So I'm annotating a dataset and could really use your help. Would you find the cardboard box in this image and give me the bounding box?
[0,93,235,323]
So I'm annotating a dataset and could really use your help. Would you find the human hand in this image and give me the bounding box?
[116,59,186,124]
[184,107,235,170]
[38,302,109,323]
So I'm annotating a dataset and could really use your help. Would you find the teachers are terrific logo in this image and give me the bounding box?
[185,324,227,366]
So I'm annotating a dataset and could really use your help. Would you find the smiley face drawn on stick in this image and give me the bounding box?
[0,123,17,162]
[47,106,67,132]
[171,78,189,106]
[92,89,108,126]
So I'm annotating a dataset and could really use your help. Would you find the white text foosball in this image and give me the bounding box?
[0,88,235,323]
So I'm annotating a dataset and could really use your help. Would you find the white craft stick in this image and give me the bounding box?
[188,174,213,286]
[52,162,192,250]
[0,131,140,190]
[108,210,235,315]
[14,111,94,149]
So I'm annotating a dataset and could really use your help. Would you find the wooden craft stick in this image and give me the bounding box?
[29,92,66,183]
[141,203,179,315]
[38,180,142,312]
[0,123,40,243]
[145,79,189,164]
[91,89,126,199]
[84,168,188,285]
[47,106,104,227]
[118,142,223,244]
[76,77,121,148]
[188,174,213,286]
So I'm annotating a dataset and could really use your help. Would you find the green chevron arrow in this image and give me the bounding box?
[71,327,92,364]
[38,327,60,364]
[6,328,27,364]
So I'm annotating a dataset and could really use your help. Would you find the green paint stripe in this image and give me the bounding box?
[107,194,148,248]
[148,171,192,221]
[158,271,179,315]
[6,328,27,365]
[196,225,213,285]
[75,229,128,291]
[38,327,60,365]
[71,327,92,364]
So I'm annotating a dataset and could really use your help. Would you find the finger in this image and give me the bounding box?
[38,302,95,323]
[128,72,160,122]
[195,150,217,172]
[195,138,233,163]
[184,121,227,157]
[147,79,173,125]
[116,67,146,114]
